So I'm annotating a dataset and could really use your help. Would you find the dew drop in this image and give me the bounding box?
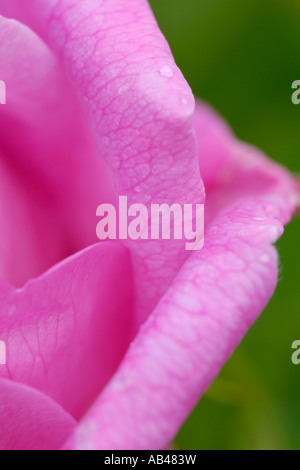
[159,65,174,78]
[260,254,270,264]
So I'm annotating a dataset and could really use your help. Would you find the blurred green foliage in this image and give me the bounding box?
[149,0,300,450]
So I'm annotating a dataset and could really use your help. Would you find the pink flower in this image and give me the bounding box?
[0,0,299,450]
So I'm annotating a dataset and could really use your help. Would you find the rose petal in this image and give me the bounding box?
[62,200,285,450]
[0,14,115,284]
[0,1,42,34]
[1,1,299,452]
[62,111,300,449]
[2,0,205,322]
[193,101,233,188]
[0,378,76,450]
[0,151,58,286]
[193,101,300,224]
[0,242,134,419]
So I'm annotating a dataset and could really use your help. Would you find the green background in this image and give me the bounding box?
[149,0,300,450]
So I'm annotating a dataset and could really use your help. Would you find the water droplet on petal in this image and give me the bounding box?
[159,65,174,78]
[260,254,270,263]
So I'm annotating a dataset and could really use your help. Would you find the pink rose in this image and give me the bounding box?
[0,0,299,450]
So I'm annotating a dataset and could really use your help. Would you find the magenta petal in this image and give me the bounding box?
[0,378,76,450]
[0,151,57,286]
[62,201,285,450]
[1,0,299,453]
[0,242,134,419]
[193,101,300,225]
[0,14,115,279]
[4,0,205,322]
[62,111,299,449]
[193,101,233,188]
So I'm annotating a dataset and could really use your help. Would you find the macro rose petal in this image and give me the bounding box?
[0,0,299,453]
[193,101,233,189]
[0,15,65,285]
[0,1,42,34]
[0,150,56,286]
[0,242,134,419]
[62,208,295,450]
[0,0,205,322]
[194,101,299,224]
[62,112,300,449]
[0,378,76,450]
[0,14,115,283]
